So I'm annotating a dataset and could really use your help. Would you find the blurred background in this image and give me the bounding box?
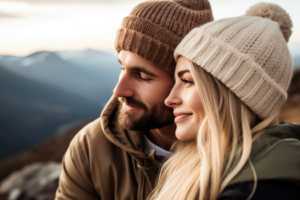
[0,0,299,199]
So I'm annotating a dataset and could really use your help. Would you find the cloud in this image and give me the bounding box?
[0,1,69,21]
[0,11,23,18]
[6,0,143,4]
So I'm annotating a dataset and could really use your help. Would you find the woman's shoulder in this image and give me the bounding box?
[250,122,300,164]
[250,122,300,161]
[260,122,300,141]
[227,122,300,192]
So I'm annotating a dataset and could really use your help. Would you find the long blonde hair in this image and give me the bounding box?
[148,61,278,200]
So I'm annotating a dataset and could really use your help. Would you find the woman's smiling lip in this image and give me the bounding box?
[174,112,192,123]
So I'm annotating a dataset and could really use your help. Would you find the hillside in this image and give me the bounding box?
[0,121,89,182]
[0,49,120,161]
[0,66,101,161]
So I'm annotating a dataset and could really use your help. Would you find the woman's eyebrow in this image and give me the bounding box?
[177,70,190,77]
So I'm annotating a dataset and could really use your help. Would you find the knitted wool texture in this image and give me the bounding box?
[115,0,213,74]
[175,3,293,119]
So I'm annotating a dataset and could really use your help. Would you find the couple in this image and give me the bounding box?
[55,0,300,199]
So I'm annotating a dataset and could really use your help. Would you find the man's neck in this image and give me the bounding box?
[146,123,177,151]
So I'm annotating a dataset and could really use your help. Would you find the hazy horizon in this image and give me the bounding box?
[1,0,299,57]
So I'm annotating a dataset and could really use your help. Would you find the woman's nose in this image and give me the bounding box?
[165,87,181,108]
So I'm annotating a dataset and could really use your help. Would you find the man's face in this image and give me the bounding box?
[113,51,175,131]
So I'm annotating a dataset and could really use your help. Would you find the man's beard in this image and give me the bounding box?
[117,97,174,131]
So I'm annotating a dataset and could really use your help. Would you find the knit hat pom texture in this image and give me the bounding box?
[245,2,293,42]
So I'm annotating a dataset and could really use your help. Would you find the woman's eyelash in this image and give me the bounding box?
[181,79,192,84]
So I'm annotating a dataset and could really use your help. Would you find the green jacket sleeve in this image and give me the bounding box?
[55,133,100,200]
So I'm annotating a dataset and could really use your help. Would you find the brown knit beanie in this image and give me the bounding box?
[115,0,213,74]
[175,3,293,119]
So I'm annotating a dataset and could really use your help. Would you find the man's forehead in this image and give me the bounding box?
[118,50,172,76]
[118,51,154,67]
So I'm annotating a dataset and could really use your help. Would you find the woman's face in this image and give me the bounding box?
[165,56,205,141]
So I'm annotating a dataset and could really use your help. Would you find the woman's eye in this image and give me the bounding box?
[181,79,193,85]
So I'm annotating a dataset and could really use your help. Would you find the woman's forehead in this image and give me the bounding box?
[175,57,190,73]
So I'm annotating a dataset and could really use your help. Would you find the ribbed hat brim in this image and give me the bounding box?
[115,28,176,74]
[115,16,183,73]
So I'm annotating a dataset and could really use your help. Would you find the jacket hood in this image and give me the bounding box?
[230,122,300,185]
[99,95,151,159]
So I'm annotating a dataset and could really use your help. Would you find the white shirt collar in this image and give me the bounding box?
[144,134,171,157]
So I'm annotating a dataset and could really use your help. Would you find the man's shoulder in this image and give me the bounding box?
[56,116,131,199]
[73,117,107,146]
[69,117,124,163]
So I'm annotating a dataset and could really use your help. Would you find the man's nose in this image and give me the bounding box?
[165,86,181,108]
[113,72,134,97]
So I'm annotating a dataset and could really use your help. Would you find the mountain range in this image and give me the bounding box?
[0,50,120,161]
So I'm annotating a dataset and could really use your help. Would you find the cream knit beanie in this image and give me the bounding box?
[174,2,293,119]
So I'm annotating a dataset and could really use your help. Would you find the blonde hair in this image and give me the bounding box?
[148,61,278,200]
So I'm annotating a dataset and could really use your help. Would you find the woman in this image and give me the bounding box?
[148,2,300,200]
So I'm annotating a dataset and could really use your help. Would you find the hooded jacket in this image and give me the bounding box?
[55,95,300,200]
[55,96,165,200]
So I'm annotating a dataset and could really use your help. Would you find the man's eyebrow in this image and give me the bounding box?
[177,70,190,77]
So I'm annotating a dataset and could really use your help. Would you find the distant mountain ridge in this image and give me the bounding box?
[0,50,120,105]
[293,56,300,68]
[0,49,120,161]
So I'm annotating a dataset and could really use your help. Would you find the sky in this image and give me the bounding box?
[0,0,299,57]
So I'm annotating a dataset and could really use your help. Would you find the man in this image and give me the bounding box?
[55,0,213,199]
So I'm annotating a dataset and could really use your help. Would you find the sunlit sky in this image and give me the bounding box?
[0,0,299,57]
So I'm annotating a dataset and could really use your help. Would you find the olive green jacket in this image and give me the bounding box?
[230,122,300,186]
[55,95,300,200]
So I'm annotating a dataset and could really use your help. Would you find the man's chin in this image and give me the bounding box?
[117,110,144,130]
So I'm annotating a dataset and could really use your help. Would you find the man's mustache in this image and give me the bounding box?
[118,97,148,111]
